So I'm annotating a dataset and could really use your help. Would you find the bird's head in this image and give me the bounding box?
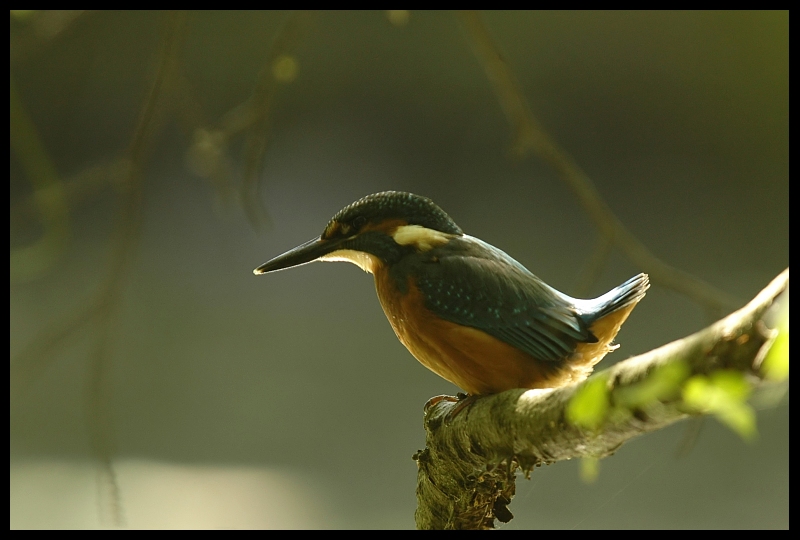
[254,191,463,275]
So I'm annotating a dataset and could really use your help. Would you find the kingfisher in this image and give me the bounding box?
[254,191,649,395]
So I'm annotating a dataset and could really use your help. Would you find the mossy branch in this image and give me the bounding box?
[415,268,788,530]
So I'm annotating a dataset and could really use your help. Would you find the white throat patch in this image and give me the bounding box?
[319,249,380,274]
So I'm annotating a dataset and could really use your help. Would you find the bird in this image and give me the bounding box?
[254,191,649,396]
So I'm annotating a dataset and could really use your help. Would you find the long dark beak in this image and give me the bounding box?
[253,236,345,275]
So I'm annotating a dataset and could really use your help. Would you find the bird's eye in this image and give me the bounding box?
[352,216,367,230]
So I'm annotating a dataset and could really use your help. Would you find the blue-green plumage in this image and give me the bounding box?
[391,234,647,366]
[255,191,649,394]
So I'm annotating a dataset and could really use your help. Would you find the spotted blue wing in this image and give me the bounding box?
[411,251,595,364]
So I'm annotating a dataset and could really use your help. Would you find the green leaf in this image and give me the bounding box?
[567,374,610,430]
[762,297,789,382]
[614,359,690,408]
[579,457,600,484]
[682,371,756,441]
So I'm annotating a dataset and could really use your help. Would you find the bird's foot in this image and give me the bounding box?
[424,393,479,420]
[424,394,459,413]
[423,392,480,422]
[448,393,478,419]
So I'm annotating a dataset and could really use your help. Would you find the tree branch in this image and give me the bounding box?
[415,268,788,530]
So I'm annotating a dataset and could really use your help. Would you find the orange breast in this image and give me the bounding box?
[374,270,595,395]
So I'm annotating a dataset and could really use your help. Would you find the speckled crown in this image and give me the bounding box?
[328,191,463,235]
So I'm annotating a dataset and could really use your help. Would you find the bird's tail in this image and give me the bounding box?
[587,273,650,322]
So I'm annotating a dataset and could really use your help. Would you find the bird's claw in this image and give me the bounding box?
[424,394,459,413]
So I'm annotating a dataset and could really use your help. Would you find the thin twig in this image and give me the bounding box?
[84,11,186,527]
[174,75,237,205]
[10,10,86,65]
[10,75,72,283]
[457,11,740,317]
[11,12,186,527]
[10,302,101,399]
[230,10,316,230]
[10,159,131,232]
[573,233,614,298]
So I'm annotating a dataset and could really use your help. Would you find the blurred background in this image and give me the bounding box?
[10,10,787,529]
